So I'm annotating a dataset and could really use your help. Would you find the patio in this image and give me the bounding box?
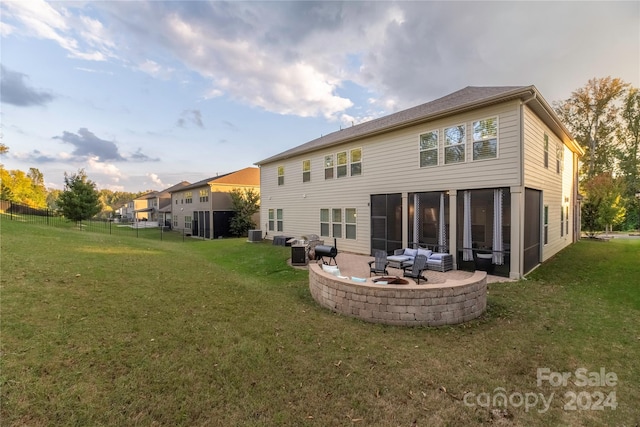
[301,251,513,326]
[292,251,513,284]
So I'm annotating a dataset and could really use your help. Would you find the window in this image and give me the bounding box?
[320,209,330,236]
[350,148,362,176]
[277,166,284,186]
[544,134,549,168]
[302,160,311,182]
[566,206,570,235]
[345,208,356,239]
[324,155,334,180]
[332,208,342,237]
[268,209,274,231]
[556,144,563,174]
[336,151,348,178]
[560,206,564,237]
[173,217,178,228]
[185,215,192,230]
[543,205,549,245]
[185,191,193,204]
[420,130,438,167]
[276,209,283,232]
[199,189,209,203]
[175,199,178,204]
[472,117,498,160]
[444,124,465,164]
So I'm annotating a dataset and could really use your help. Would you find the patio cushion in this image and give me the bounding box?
[417,248,432,259]
[351,277,366,282]
[404,248,418,257]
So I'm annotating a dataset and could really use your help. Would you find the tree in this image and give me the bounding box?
[57,170,102,224]
[582,173,626,235]
[229,188,260,237]
[554,77,629,180]
[0,168,47,208]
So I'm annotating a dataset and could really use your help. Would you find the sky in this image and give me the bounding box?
[1,1,638,193]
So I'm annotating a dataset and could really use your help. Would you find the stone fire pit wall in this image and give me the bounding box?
[308,263,487,326]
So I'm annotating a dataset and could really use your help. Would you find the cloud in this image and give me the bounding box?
[176,109,204,128]
[130,148,159,162]
[1,0,115,61]
[146,172,165,188]
[0,66,55,106]
[53,128,126,161]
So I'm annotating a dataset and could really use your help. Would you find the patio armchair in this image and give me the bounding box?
[368,250,389,276]
[402,254,428,284]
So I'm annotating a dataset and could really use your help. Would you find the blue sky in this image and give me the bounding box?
[1,1,638,192]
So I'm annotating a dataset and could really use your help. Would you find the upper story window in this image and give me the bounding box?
[277,166,284,186]
[336,151,348,178]
[544,134,549,168]
[302,160,311,182]
[350,148,362,176]
[444,124,466,164]
[420,130,438,167]
[185,191,193,204]
[472,117,498,160]
[199,189,209,202]
[324,155,334,180]
[556,144,563,173]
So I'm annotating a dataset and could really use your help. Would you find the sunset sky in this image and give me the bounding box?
[1,1,638,192]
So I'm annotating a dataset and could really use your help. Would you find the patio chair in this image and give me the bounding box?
[402,254,428,284]
[368,250,389,276]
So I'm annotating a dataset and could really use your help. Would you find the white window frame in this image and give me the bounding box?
[336,151,348,178]
[345,208,356,239]
[350,148,362,176]
[419,130,439,167]
[276,208,283,232]
[444,124,466,164]
[324,155,334,180]
[320,209,330,237]
[302,160,311,183]
[472,117,498,161]
[277,166,285,186]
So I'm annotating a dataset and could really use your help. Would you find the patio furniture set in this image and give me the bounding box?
[367,247,454,284]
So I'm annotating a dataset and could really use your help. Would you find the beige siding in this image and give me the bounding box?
[260,101,522,254]
[523,106,576,262]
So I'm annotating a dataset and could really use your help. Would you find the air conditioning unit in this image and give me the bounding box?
[248,230,262,242]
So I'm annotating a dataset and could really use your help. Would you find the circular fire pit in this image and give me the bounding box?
[372,276,409,285]
[308,264,487,326]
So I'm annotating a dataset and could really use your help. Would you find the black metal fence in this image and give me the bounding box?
[0,201,190,242]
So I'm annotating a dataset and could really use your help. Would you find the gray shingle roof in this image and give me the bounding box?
[256,85,534,165]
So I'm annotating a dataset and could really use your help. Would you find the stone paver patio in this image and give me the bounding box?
[294,251,514,284]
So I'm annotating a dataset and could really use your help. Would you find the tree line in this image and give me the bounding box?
[554,77,639,234]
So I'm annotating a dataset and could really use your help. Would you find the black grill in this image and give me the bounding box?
[315,244,337,265]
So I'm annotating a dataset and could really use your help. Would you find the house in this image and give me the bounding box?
[255,86,584,279]
[170,167,260,238]
[132,181,190,224]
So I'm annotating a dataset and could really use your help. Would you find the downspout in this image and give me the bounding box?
[517,89,537,278]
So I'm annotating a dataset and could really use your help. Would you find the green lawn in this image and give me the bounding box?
[1,220,639,426]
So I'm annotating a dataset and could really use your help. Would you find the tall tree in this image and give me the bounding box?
[229,188,260,237]
[57,170,102,224]
[618,88,640,193]
[0,168,47,208]
[583,173,626,234]
[554,77,629,179]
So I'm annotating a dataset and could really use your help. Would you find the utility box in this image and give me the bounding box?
[248,230,262,242]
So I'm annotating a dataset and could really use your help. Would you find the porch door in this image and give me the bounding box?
[370,194,402,255]
[524,188,541,274]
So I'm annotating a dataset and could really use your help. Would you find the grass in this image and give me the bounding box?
[1,219,639,426]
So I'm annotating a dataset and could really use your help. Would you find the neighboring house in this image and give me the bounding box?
[255,86,584,279]
[170,167,260,239]
[133,181,191,223]
[115,201,134,222]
